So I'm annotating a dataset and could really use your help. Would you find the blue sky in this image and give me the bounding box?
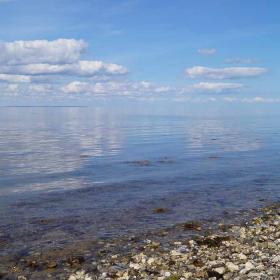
[0,0,279,109]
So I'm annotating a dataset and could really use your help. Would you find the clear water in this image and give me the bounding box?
[0,107,280,256]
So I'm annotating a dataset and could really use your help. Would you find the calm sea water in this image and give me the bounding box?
[0,107,280,256]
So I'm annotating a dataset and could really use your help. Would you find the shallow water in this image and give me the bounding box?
[0,107,280,257]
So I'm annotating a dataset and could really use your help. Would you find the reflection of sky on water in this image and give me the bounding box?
[0,108,278,197]
[186,119,261,153]
[0,108,123,179]
[1,108,280,257]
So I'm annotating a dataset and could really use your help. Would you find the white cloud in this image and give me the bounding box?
[223,97,237,102]
[0,39,87,65]
[187,82,243,93]
[0,83,20,96]
[0,39,271,101]
[28,84,53,94]
[222,96,280,103]
[197,48,216,56]
[225,58,258,65]
[186,66,267,79]
[62,81,92,94]
[0,39,168,99]
[61,81,170,95]
[251,97,266,103]
[241,97,280,103]
[0,60,128,76]
[6,84,19,93]
[172,96,280,104]
[0,39,128,85]
[0,73,31,83]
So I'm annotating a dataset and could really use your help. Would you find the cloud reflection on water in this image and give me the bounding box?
[186,119,261,153]
[0,109,266,196]
[0,108,123,194]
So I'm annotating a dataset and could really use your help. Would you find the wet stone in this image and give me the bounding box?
[197,235,231,247]
[153,208,168,214]
[46,261,57,269]
[183,222,202,231]
[67,256,85,267]
[127,160,151,166]
[26,260,39,269]
[33,219,56,225]
[207,270,224,279]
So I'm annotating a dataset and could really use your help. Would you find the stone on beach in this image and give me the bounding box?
[2,204,280,279]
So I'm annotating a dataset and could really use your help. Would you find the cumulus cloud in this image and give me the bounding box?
[6,84,19,93]
[0,60,128,76]
[0,39,171,99]
[241,97,280,103]
[221,96,280,103]
[0,39,128,87]
[186,66,267,79]
[197,48,216,56]
[28,84,53,94]
[0,39,270,101]
[187,82,243,93]
[225,58,258,65]
[0,39,87,65]
[61,81,170,95]
[0,83,20,96]
[223,97,237,102]
[0,73,31,83]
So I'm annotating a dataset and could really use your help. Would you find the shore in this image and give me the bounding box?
[1,203,280,280]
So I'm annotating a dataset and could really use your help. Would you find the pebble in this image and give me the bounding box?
[213,266,226,275]
[244,261,255,272]
[237,253,247,260]
[226,262,239,272]
[17,277,27,280]
[272,255,280,264]
[3,204,280,280]
[47,261,57,269]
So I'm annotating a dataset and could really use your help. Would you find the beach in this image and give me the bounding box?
[1,202,279,279]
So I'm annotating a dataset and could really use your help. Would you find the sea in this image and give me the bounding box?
[0,107,280,257]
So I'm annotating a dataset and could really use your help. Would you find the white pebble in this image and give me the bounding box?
[214,267,226,275]
[244,261,255,272]
[226,262,239,272]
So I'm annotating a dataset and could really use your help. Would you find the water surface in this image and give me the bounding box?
[0,107,280,257]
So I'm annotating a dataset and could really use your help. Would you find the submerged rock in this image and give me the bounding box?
[183,222,202,231]
[46,261,57,269]
[67,256,85,267]
[127,160,151,166]
[153,208,168,214]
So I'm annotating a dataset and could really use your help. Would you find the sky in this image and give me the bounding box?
[0,0,279,111]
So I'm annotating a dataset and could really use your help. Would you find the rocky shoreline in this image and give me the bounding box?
[1,203,280,280]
